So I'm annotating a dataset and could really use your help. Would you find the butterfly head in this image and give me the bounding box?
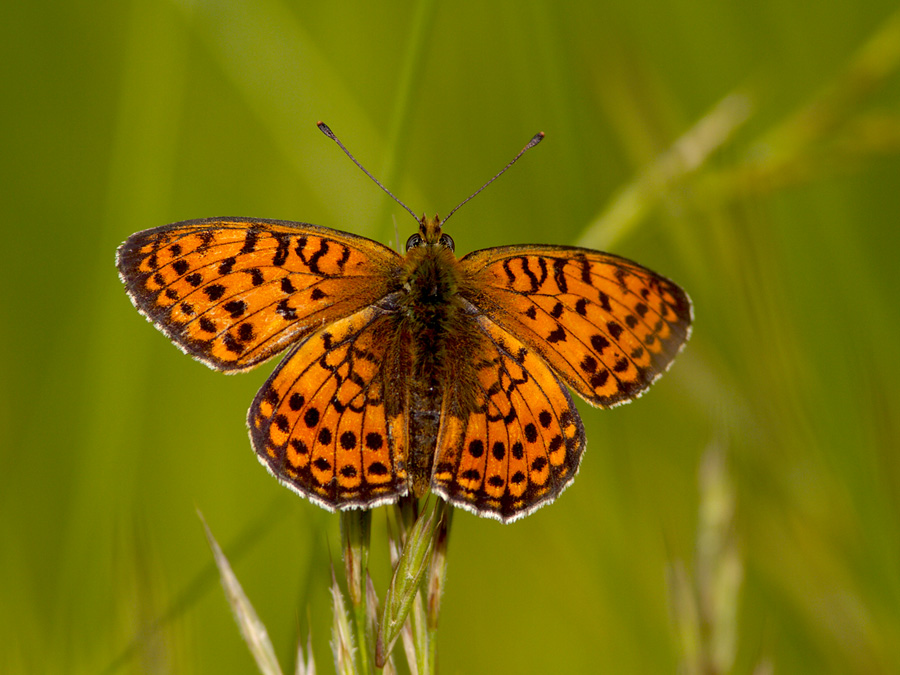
[405,215,455,253]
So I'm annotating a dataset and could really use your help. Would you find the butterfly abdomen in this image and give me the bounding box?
[397,243,477,495]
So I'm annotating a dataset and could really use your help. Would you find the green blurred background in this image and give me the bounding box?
[4,0,900,672]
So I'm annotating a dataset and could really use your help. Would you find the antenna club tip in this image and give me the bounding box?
[317,121,335,138]
[529,131,545,147]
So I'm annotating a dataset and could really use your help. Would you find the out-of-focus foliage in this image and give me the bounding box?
[3,1,900,672]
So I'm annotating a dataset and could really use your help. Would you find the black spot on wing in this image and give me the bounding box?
[520,257,540,293]
[241,228,260,254]
[335,244,351,271]
[578,255,591,283]
[223,300,247,318]
[248,268,264,286]
[276,299,297,321]
[501,259,516,285]
[203,284,225,301]
[219,257,236,275]
[307,239,330,275]
[552,257,568,293]
[272,232,290,266]
[591,334,610,353]
[597,291,611,312]
[547,323,566,344]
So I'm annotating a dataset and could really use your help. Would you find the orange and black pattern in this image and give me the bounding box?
[118,214,691,522]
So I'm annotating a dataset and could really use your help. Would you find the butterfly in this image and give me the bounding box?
[117,124,692,523]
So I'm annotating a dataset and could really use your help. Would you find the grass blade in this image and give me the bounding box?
[199,511,283,675]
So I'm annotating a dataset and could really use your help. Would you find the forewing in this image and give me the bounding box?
[249,305,408,510]
[116,217,401,371]
[431,314,585,523]
[461,245,692,408]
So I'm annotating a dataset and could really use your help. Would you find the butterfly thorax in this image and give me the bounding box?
[395,216,475,496]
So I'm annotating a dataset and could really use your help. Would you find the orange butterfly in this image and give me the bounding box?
[117,125,692,522]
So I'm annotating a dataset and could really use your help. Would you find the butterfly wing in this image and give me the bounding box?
[116,218,402,372]
[431,307,585,522]
[460,245,692,408]
[249,303,409,510]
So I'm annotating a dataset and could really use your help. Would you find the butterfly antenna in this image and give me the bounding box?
[442,131,544,225]
[318,121,419,223]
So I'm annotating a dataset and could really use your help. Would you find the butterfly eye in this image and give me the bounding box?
[439,233,455,252]
[405,233,423,251]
